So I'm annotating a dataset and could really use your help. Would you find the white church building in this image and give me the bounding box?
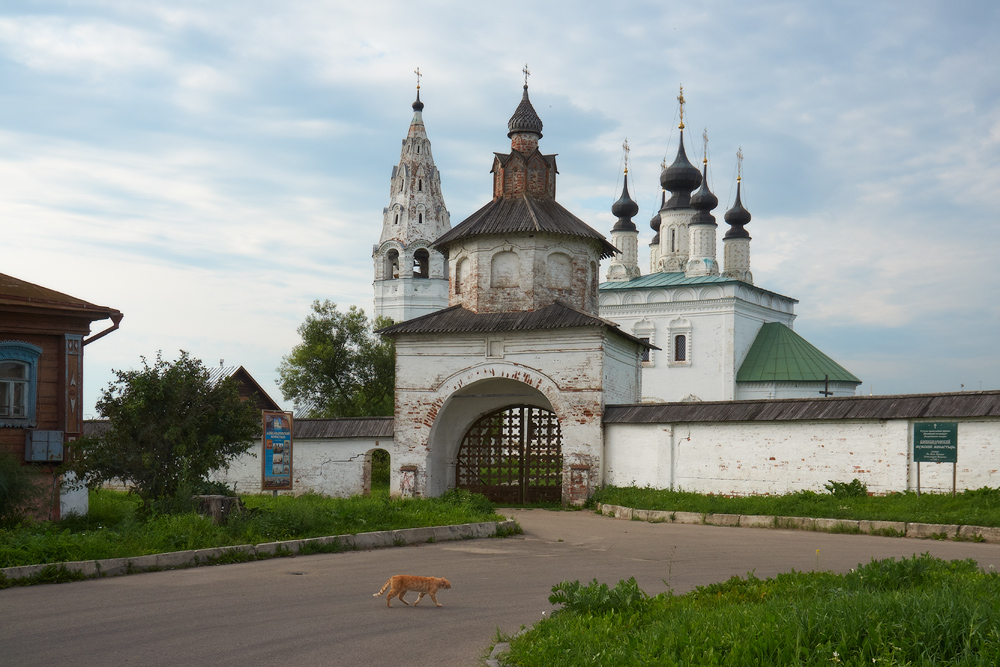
[216,81,1000,504]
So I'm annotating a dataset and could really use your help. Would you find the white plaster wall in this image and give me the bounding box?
[211,436,390,497]
[737,381,858,400]
[604,417,1000,496]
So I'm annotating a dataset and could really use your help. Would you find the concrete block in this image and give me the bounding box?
[776,516,816,530]
[643,510,672,523]
[613,506,633,520]
[814,518,860,532]
[907,523,958,539]
[156,551,194,569]
[193,548,225,563]
[61,560,100,578]
[705,513,740,527]
[741,514,774,528]
[96,558,132,577]
[1,565,44,581]
[958,525,1000,542]
[353,531,396,549]
[396,527,436,544]
[432,525,461,542]
[859,520,905,535]
[333,534,357,549]
[671,511,704,524]
[631,508,652,522]
[254,542,284,556]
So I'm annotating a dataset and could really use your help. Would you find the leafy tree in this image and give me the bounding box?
[0,452,46,526]
[277,300,394,418]
[68,352,259,507]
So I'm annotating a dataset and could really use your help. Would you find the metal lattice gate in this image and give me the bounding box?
[455,405,563,504]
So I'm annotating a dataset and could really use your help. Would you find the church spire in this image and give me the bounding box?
[685,130,720,276]
[373,73,452,321]
[607,140,641,282]
[507,64,543,153]
[722,148,753,284]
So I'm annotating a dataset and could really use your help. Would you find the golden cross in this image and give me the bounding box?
[702,128,709,165]
[736,147,744,182]
[677,84,686,130]
[523,64,530,86]
[622,139,630,174]
[414,67,421,90]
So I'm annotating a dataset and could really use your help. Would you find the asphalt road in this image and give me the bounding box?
[4,509,1000,666]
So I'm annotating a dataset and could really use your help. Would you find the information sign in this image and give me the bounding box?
[913,422,958,463]
[262,411,293,491]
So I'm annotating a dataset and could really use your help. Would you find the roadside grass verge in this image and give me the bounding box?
[590,484,1000,527]
[0,488,503,569]
[498,553,1000,666]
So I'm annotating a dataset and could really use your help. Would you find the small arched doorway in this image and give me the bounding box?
[455,405,562,503]
[363,448,390,496]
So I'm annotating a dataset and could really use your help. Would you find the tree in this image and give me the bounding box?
[69,351,259,506]
[277,300,394,418]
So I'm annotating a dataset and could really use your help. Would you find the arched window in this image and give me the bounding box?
[418,213,423,224]
[386,250,400,279]
[418,179,423,192]
[455,258,469,294]
[491,251,519,288]
[413,249,430,279]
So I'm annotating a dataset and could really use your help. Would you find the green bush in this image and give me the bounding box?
[824,478,868,498]
[0,453,46,526]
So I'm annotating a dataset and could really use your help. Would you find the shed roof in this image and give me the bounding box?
[604,390,1000,424]
[84,416,395,439]
[737,322,860,384]
[432,195,618,259]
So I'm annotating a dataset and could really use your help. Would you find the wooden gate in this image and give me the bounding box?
[455,405,563,504]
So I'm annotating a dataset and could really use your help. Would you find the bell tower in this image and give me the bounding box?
[373,70,451,322]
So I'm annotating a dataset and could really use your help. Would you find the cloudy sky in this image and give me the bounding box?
[1,1,997,416]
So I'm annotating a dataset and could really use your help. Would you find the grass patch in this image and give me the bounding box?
[499,553,1000,666]
[0,487,503,570]
[591,483,1000,527]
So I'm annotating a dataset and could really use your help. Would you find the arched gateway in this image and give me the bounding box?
[456,405,563,503]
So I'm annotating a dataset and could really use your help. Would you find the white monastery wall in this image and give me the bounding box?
[604,417,1000,496]
[212,436,388,497]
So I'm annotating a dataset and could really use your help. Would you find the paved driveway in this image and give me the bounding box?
[4,509,1000,666]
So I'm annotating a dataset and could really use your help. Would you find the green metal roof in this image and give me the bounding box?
[737,322,861,383]
[599,272,797,303]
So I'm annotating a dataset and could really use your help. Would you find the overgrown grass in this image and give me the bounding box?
[499,553,1000,666]
[590,483,1000,527]
[0,487,502,569]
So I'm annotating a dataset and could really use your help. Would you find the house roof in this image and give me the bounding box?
[432,195,618,259]
[0,272,122,323]
[604,390,1000,424]
[85,416,395,439]
[737,322,860,384]
[206,365,282,412]
[377,300,656,350]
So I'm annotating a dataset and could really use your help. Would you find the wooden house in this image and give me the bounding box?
[0,272,122,520]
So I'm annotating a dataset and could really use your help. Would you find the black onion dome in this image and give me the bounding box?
[724,181,752,239]
[689,162,718,226]
[611,174,639,231]
[660,129,702,205]
[412,88,424,112]
[507,85,544,138]
[649,191,664,244]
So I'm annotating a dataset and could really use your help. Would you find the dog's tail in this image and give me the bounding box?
[373,579,392,597]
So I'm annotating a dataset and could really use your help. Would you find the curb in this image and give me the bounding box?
[0,519,517,586]
[596,504,1000,542]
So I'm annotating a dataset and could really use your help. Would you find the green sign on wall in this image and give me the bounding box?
[913,422,958,463]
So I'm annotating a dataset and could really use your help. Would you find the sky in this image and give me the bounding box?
[1,1,998,417]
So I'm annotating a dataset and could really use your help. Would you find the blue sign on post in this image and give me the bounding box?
[262,411,293,491]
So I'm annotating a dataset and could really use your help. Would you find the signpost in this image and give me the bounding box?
[262,411,293,493]
[913,422,957,496]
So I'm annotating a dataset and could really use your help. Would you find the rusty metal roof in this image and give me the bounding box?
[378,301,656,350]
[604,390,1000,423]
[432,195,618,258]
[0,272,121,322]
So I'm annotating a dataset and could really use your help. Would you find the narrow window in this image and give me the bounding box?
[639,338,651,363]
[418,213,423,224]
[418,179,423,192]
[674,335,687,362]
